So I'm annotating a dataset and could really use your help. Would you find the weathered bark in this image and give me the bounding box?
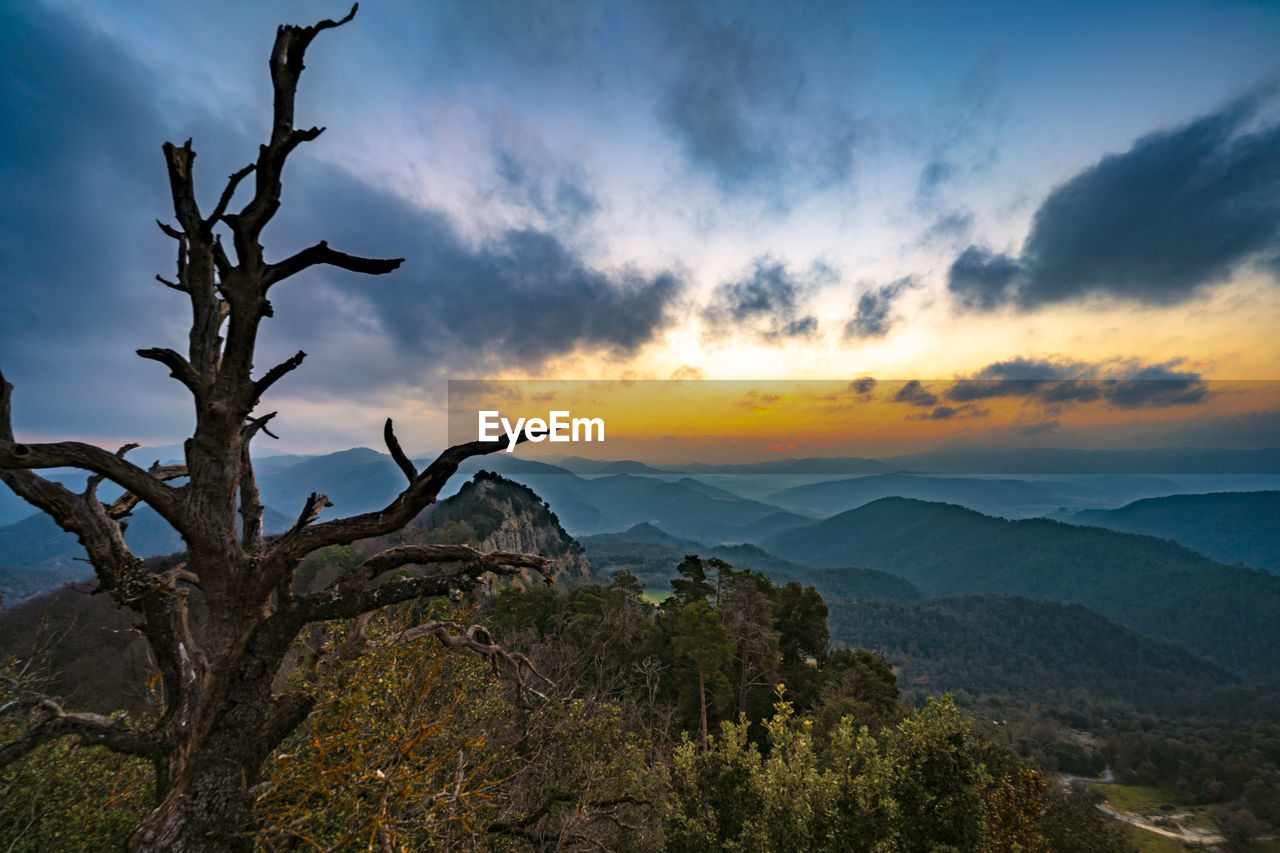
[0,6,548,851]
[697,666,709,751]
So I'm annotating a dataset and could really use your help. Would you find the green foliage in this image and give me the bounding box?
[1038,784,1130,853]
[291,544,362,594]
[255,606,660,851]
[827,594,1233,714]
[0,660,153,851]
[0,548,1148,851]
[671,555,715,604]
[665,693,1049,852]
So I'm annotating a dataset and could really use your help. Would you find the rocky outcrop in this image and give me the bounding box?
[412,471,594,588]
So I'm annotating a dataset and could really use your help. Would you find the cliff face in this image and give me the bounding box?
[413,471,594,587]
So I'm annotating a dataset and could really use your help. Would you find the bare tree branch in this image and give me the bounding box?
[295,547,547,626]
[208,163,256,227]
[329,544,548,595]
[0,372,181,525]
[137,347,203,395]
[486,794,650,839]
[383,418,417,483]
[235,4,358,245]
[273,435,522,561]
[256,691,315,757]
[162,140,202,233]
[156,219,184,240]
[0,698,163,767]
[84,442,140,501]
[264,240,403,288]
[239,413,277,551]
[104,460,188,521]
[253,350,306,401]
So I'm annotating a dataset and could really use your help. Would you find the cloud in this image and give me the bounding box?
[284,166,684,373]
[847,376,877,397]
[916,159,955,198]
[844,276,914,339]
[0,3,238,439]
[947,246,1021,311]
[489,116,601,230]
[949,89,1280,310]
[1016,419,1060,436]
[703,257,819,342]
[946,356,1209,409]
[908,404,989,421]
[655,7,862,199]
[921,209,975,244]
[439,0,604,70]
[893,380,938,407]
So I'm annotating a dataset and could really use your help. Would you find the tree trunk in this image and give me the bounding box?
[131,759,257,853]
[0,10,546,850]
[698,666,709,750]
[129,639,284,852]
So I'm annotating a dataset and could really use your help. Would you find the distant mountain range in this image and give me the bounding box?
[764,473,1128,519]
[580,522,924,604]
[5,445,1279,616]
[1065,491,1280,574]
[0,504,292,604]
[763,497,1280,679]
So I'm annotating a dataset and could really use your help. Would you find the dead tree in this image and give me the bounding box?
[0,7,548,851]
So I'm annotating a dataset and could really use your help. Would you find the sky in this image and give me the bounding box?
[2,0,1279,456]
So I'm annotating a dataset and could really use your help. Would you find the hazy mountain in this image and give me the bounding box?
[0,505,292,604]
[553,456,669,475]
[881,445,1280,474]
[676,457,894,475]
[0,562,89,608]
[827,595,1236,714]
[763,497,1280,679]
[257,447,405,517]
[1067,491,1280,573]
[467,471,797,540]
[581,526,924,604]
[764,473,1109,518]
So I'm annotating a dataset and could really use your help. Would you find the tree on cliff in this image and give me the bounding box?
[0,7,546,850]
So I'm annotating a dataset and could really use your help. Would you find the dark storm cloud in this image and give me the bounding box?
[844,276,914,340]
[655,7,862,198]
[703,258,819,342]
[949,89,1280,310]
[847,376,877,396]
[0,2,682,437]
[1105,364,1208,408]
[946,357,1209,409]
[283,165,683,370]
[893,380,938,407]
[907,404,988,421]
[947,246,1021,311]
[0,3,241,438]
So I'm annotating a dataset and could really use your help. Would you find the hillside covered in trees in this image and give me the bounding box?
[1,472,1155,851]
[5,471,1280,850]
